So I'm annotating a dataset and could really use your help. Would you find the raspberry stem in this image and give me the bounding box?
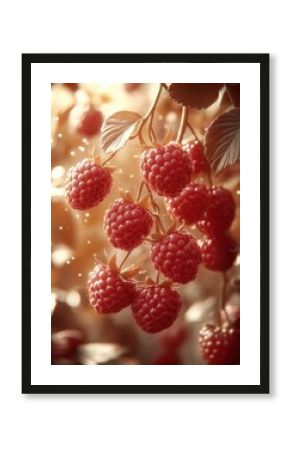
[156,270,160,284]
[144,183,160,215]
[136,180,145,202]
[102,150,118,166]
[207,172,213,186]
[186,121,202,144]
[119,251,132,271]
[143,183,166,234]
[138,83,163,145]
[219,272,229,324]
[176,106,189,143]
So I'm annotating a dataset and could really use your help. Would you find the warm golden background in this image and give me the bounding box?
[51,83,240,365]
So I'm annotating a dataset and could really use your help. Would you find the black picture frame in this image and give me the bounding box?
[22,53,269,394]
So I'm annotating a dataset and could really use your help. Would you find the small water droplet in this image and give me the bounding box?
[85,213,90,218]
[70,150,76,156]
[58,133,63,138]
[66,260,71,265]
[59,226,63,230]
[129,174,134,179]
[87,240,91,245]
[78,273,82,277]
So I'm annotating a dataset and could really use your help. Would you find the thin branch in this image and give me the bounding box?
[119,251,132,271]
[218,272,229,324]
[176,106,189,143]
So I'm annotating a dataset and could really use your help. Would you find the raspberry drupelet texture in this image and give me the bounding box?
[76,106,103,137]
[199,322,240,365]
[65,159,112,210]
[151,231,201,283]
[184,142,210,176]
[132,285,182,333]
[140,142,192,197]
[166,183,208,225]
[198,186,235,236]
[88,264,136,314]
[104,199,153,251]
[201,234,238,272]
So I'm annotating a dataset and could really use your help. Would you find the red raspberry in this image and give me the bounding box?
[166,183,208,224]
[132,285,181,333]
[104,198,153,251]
[199,322,240,365]
[140,142,192,197]
[201,234,238,271]
[76,106,103,137]
[88,264,136,314]
[198,186,235,235]
[151,232,201,283]
[184,141,210,176]
[65,158,112,210]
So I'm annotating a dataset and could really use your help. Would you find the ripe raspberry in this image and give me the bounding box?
[201,234,238,271]
[198,186,235,235]
[151,232,201,283]
[132,285,181,333]
[199,322,240,365]
[184,142,210,176]
[166,183,208,224]
[140,142,192,197]
[65,158,112,210]
[104,199,153,251]
[88,264,136,314]
[76,106,103,136]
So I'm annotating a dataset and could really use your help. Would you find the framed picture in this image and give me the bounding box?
[22,53,269,394]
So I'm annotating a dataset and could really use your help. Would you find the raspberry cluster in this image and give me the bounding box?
[63,97,240,357]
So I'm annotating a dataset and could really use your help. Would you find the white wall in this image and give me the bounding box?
[0,1,285,449]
